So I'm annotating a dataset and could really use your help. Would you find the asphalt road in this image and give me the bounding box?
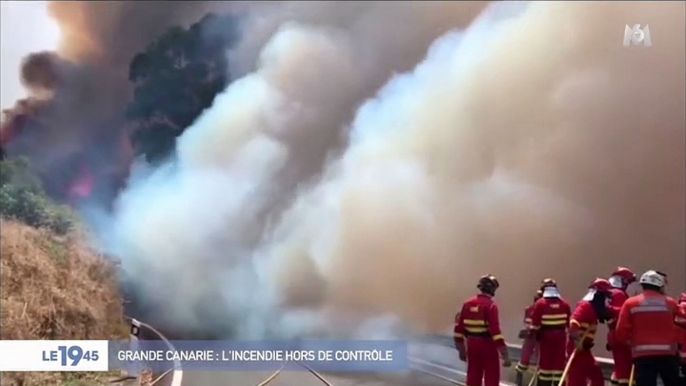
[181,369,459,386]
[180,343,477,386]
[132,320,510,386]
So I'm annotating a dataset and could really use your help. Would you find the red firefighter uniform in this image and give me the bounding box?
[606,267,636,386]
[606,288,633,385]
[529,284,571,386]
[566,279,615,386]
[516,292,541,375]
[676,294,686,374]
[455,294,507,386]
[454,311,462,349]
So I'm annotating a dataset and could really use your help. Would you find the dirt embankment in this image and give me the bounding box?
[0,220,128,386]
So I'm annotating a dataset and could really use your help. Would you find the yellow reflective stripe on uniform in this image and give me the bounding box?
[463,319,487,326]
[631,298,668,314]
[541,320,567,325]
[570,319,581,327]
[465,327,488,333]
[542,314,568,319]
[492,334,504,341]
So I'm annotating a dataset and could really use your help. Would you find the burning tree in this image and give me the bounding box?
[0,12,239,207]
[126,13,241,163]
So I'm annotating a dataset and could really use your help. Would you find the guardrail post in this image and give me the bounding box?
[127,318,142,385]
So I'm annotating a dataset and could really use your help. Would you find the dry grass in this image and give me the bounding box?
[0,220,129,386]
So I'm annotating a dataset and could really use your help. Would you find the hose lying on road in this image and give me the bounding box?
[409,357,514,386]
[148,368,175,386]
[253,362,334,386]
[124,317,183,386]
[256,364,285,386]
[424,335,615,380]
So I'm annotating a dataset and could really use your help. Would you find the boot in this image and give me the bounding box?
[516,371,524,386]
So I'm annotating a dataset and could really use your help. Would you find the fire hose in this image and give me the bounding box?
[557,330,590,386]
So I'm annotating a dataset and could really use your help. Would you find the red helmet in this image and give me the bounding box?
[610,267,636,285]
[477,274,500,293]
[679,293,686,304]
[589,278,613,293]
[540,278,557,290]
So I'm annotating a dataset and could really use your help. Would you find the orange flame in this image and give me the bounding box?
[68,163,94,201]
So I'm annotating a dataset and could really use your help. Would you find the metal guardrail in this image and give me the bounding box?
[125,317,183,386]
[424,334,616,380]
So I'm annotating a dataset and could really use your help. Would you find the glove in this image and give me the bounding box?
[606,343,611,351]
[518,329,528,339]
[458,350,467,362]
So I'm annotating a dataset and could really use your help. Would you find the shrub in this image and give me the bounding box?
[0,158,77,235]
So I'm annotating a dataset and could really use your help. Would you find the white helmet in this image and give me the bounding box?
[639,270,665,288]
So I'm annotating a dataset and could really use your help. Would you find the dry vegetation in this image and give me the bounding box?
[0,220,129,386]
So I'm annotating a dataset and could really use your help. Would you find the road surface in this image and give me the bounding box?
[180,343,484,386]
[182,368,460,386]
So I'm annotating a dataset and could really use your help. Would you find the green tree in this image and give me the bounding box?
[126,13,240,163]
[0,157,76,235]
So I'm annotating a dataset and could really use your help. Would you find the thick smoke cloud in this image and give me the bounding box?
[2,1,240,199]
[109,1,684,340]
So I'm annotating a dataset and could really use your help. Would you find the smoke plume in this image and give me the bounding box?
[108,1,684,340]
[1,1,242,201]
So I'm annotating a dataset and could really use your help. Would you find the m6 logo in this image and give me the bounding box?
[623,24,651,47]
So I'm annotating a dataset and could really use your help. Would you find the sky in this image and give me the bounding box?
[0,1,61,111]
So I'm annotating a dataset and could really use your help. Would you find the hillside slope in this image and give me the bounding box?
[1,220,128,386]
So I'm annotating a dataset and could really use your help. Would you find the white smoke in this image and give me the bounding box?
[108,1,685,339]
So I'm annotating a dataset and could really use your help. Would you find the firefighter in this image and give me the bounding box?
[615,270,681,386]
[606,267,637,386]
[528,278,571,386]
[515,289,543,386]
[677,293,686,382]
[565,278,613,386]
[454,274,512,386]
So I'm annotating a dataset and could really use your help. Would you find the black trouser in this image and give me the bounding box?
[633,355,681,386]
